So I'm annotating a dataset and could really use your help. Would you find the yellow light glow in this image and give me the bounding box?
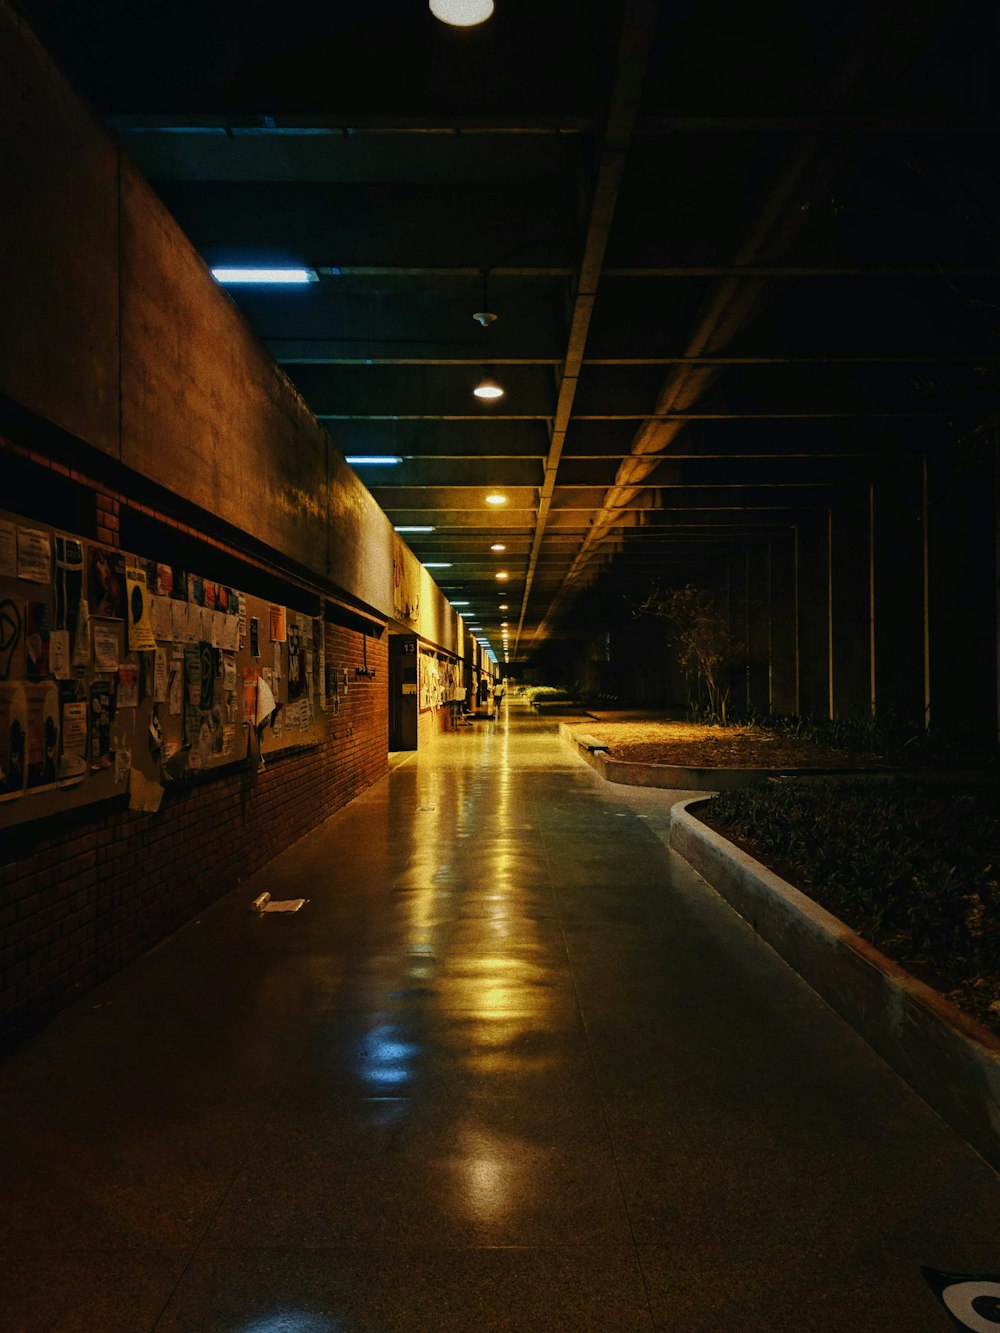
[485,494,507,506]
[490,543,506,552]
[495,571,509,581]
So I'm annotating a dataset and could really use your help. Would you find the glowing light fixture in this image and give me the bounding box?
[430,0,494,26]
[498,603,509,610]
[495,571,510,581]
[451,600,471,606]
[345,455,402,466]
[394,525,435,533]
[473,370,505,401]
[490,543,506,552]
[212,267,316,284]
[485,493,507,506]
[423,562,452,569]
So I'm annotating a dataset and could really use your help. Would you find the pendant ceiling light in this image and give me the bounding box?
[474,368,504,400]
[430,0,494,26]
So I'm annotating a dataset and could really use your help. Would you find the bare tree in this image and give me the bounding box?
[639,584,735,724]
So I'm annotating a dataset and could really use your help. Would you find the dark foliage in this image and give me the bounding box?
[705,779,1000,1030]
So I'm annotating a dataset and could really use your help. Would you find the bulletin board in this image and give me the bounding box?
[0,507,325,829]
[419,648,460,713]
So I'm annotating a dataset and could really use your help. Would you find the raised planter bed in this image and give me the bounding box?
[670,798,1000,1172]
[558,722,877,790]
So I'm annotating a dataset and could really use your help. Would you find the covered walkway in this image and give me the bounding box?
[3,704,1000,1331]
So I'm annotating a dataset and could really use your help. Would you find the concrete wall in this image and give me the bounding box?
[0,1,468,1040]
[0,0,462,657]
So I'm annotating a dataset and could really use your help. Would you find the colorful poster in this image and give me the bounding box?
[17,528,51,583]
[87,546,125,618]
[269,604,286,643]
[25,601,51,678]
[125,567,156,651]
[242,667,260,721]
[25,682,59,789]
[0,683,27,799]
[154,563,174,597]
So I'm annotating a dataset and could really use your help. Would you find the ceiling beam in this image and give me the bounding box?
[513,0,661,664]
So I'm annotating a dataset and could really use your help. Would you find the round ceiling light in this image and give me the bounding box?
[473,372,504,401]
[485,493,507,506]
[495,571,510,581]
[490,543,506,552]
[430,0,494,24]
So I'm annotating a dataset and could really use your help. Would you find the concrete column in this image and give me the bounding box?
[796,513,832,719]
[925,439,998,741]
[768,531,798,714]
[830,492,873,719]
[871,458,926,728]
[747,540,772,714]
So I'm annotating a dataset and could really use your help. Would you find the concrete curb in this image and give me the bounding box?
[670,798,1000,1172]
[558,722,857,790]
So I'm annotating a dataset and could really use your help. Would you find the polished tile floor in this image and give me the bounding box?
[2,703,1000,1331]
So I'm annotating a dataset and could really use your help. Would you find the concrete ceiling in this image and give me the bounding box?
[19,0,1000,666]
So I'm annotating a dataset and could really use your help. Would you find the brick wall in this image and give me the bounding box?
[417,705,451,749]
[0,619,388,1048]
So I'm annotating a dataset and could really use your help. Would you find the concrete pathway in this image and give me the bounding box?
[2,702,999,1330]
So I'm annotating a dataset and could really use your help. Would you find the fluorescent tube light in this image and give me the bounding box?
[212,267,316,284]
[394,525,435,533]
[345,455,403,465]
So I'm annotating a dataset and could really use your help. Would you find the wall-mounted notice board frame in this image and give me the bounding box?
[0,507,325,829]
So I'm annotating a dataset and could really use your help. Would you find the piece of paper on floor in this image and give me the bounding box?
[262,898,308,913]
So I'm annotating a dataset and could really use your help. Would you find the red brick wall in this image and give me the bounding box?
[0,620,388,1047]
[417,705,451,749]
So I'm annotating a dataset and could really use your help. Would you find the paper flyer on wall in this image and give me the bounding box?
[89,681,115,770]
[61,700,87,759]
[0,520,16,577]
[92,622,120,672]
[153,647,168,703]
[54,536,83,632]
[50,629,71,680]
[117,665,139,709]
[269,604,286,642]
[0,597,25,683]
[149,594,173,641]
[16,527,51,583]
[24,601,51,678]
[0,683,27,800]
[125,568,156,652]
[25,682,59,789]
